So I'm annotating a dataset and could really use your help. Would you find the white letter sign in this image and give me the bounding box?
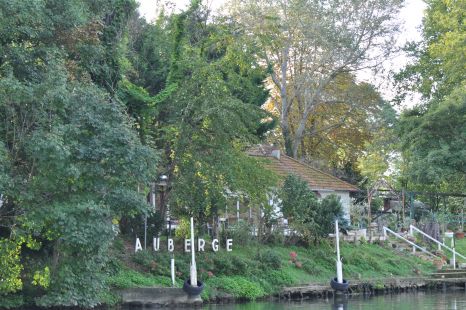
[226,239,233,252]
[212,239,219,252]
[135,238,142,253]
[168,238,174,252]
[198,238,205,252]
[153,238,160,251]
[185,239,191,252]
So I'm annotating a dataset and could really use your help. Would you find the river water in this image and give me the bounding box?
[204,291,466,310]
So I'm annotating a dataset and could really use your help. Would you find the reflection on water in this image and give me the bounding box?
[204,291,466,310]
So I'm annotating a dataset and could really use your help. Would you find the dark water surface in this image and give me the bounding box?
[203,291,466,310]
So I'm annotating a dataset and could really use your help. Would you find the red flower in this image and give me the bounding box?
[207,271,214,277]
[290,251,297,262]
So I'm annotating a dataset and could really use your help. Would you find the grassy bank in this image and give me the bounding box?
[109,238,436,301]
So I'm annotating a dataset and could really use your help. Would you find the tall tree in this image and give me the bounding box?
[395,0,465,101]
[398,88,466,192]
[396,0,465,192]
[229,0,402,158]
[266,72,391,175]
[0,0,157,306]
[119,2,277,227]
[155,2,277,223]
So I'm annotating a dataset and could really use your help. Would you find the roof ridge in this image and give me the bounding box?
[281,154,358,190]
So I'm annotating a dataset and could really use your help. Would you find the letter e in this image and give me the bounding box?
[227,239,233,252]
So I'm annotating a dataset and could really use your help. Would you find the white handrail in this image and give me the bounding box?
[383,226,436,258]
[410,225,466,261]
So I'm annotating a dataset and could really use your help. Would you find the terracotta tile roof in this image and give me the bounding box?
[248,146,358,192]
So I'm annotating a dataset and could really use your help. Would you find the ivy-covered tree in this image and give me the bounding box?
[0,0,157,306]
[164,4,277,224]
[120,2,277,227]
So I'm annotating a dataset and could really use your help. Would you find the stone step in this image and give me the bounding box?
[432,272,466,279]
[436,268,466,273]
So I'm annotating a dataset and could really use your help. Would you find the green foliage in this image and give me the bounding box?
[0,0,157,307]
[151,3,277,222]
[255,249,282,270]
[280,175,347,244]
[31,267,50,289]
[398,88,466,192]
[0,294,25,309]
[0,239,23,295]
[108,268,172,289]
[396,0,465,100]
[220,221,253,246]
[261,269,294,287]
[207,276,265,300]
[395,0,465,193]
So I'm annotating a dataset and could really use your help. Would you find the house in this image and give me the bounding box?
[248,145,359,222]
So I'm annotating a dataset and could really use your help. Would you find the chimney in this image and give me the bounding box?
[271,144,280,160]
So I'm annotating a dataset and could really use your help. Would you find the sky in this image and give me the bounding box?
[136,0,427,107]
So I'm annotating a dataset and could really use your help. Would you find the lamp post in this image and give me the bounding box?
[157,174,173,285]
[157,175,168,235]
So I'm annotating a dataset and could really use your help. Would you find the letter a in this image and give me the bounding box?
[135,238,142,253]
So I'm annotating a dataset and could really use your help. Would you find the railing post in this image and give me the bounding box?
[410,225,416,253]
[453,248,456,270]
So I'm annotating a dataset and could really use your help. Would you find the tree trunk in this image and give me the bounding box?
[281,120,294,157]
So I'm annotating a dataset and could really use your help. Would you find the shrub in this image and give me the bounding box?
[208,276,265,300]
[256,249,281,269]
[263,270,293,287]
[221,221,254,246]
[212,254,232,275]
[132,250,171,276]
[279,175,347,244]
[108,269,172,288]
[301,258,329,276]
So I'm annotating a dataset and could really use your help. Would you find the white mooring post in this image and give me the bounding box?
[335,220,343,284]
[190,217,198,286]
[171,258,175,286]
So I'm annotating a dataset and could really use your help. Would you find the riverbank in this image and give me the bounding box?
[113,276,466,308]
[0,238,440,309]
[107,237,437,303]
